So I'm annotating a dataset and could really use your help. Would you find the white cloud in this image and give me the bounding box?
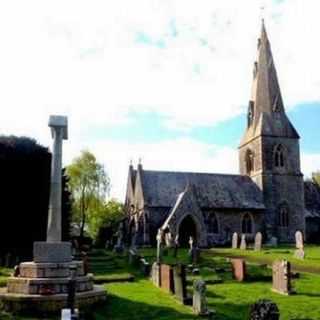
[0,0,319,199]
[79,138,239,200]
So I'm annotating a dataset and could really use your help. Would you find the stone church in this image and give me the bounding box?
[124,21,320,247]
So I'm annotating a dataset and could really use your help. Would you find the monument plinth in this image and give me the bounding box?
[0,115,106,315]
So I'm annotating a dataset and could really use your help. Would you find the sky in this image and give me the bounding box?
[0,0,319,201]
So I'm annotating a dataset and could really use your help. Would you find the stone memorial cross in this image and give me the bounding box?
[47,115,68,243]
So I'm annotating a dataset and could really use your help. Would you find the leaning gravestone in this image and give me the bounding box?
[240,234,247,250]
[249,299,280,320]
[254,232,262,251]
[232,232,238,249]
[231,258,246,282]
[294,231,305,259]
[192,280,213,316]
[272,260,292,295]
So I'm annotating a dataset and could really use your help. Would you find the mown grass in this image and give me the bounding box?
[208,245,320,273]
[1,247,320,319]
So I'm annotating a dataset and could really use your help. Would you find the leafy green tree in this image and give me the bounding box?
[313,171,320,187]
[90,199,125,243]
[66,150,110,239]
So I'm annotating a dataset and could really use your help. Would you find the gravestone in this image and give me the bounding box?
[156,229,163,264]
[192,280,212,316]
[150,262,161,287]
[254,232,262,251]
[160,264,174,294]
[173,235,179,258]
[249,299,280,320]
[114,222,125,254]
[231,258,246,282]
[232,232,238,249]
[173,264,187,304]
[128,249,139,266]
[188,237,200,264]
[140,258,150,277]
[270,237,278,246]
[294,231,305,259]
[272,260,292,295]
[240,234,247,250]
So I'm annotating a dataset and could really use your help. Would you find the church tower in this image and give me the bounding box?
[239,20,305,242]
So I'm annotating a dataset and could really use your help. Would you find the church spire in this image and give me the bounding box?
[241,20,299,146]
[251,19,284,117]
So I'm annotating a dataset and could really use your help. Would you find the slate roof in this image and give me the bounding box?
[139,170,265,210]
[304,181,320,218]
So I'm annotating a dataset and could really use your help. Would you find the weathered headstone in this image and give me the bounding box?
[173,264,187,304]
[156,229,163,264]
[192,280,213,316]
[270,237,278,246]
[128,249,139,266]
[294,231,305,259]
[254,232,262,251]
[249,299,280,320]
[240,234,247,250]
[272,260,292,295]
[160,264,174,294]
[232,232,238,249]
[173,235,179,258]
[231,258,246,282]
[114,222,125,254]
[188,237,200,264]
[140,258,151,277]
[150,262,161,287]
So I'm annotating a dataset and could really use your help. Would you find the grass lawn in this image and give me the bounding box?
[208,245,320,273]
[1,246,320,319]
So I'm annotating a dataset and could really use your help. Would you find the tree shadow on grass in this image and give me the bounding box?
[92,294,197,320]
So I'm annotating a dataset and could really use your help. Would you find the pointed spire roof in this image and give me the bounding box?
[240,20,299,146]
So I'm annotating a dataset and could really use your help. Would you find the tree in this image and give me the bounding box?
[91,199,125,244]
[313,171,320,187]
[66,150,110,239]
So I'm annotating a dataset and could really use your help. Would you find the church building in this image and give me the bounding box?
[124,21,320,247]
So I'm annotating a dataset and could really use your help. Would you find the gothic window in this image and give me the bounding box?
[208,213,219,234]
[242,213,253,234]
[278,204,289,227]
[247,101,255,127]
[274,144,285,168]
[245,149,254,174]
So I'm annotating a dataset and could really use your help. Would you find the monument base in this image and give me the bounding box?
[0,286,106,315]
[0,259,106,315]
[33,242,72,263]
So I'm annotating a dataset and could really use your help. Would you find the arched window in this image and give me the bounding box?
[274,145,285,168]
[242,213,253,234]
[208,213,219,234]
[245,149,254,174]
[278,204,289,227]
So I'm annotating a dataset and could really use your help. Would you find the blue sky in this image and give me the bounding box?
[0,0,319,200]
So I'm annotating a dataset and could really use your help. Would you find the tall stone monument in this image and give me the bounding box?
[0,116,106,314]
[34,116,71,263]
